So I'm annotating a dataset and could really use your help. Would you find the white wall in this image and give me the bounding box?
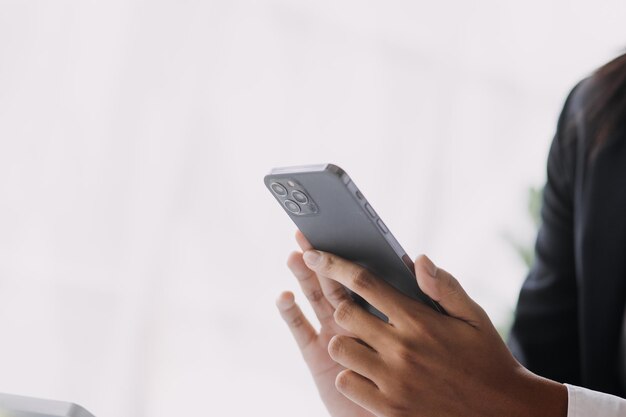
[0,1,624,416]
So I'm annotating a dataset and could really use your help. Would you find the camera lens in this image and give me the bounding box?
[284,199,301,214]
[291,190,308,204]
[271,182,288,196]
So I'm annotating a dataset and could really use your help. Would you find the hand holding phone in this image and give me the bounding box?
[265,163,444,320]
[269,164,567,417]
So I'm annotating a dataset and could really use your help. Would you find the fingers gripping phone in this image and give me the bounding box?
[264,163,444,321]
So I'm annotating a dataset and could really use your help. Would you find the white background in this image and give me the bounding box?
[0,1,624,416]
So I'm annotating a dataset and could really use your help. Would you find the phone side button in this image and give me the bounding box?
[364,203,376,218]
[376,219,389,234]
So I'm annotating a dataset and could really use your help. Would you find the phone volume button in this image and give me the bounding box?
[364,203,376,218]
[376,219,389,234]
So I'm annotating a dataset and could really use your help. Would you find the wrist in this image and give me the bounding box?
[514,367,568,417]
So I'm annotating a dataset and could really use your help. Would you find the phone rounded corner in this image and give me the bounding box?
[324,162,343,174]
[325,162,342,172]
[69,402,96,417]
[325,163,351,184]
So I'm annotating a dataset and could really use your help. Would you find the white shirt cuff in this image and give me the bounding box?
[566,383,626,417]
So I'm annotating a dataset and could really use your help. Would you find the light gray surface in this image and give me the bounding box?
[0,393,95,417]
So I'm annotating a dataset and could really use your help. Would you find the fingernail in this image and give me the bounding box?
[303,250,321,266]
[422,255,438,278]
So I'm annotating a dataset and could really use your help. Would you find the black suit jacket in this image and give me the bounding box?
[508,77,626,397]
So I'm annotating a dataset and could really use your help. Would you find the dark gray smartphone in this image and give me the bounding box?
[264,163,444,320]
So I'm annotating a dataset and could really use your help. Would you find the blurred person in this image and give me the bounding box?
[275,52,626,416]
[508,52,626,399]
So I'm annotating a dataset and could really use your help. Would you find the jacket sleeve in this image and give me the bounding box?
[566,384,626,416]
[507,83,583,385]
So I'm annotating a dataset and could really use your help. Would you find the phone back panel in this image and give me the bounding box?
[265,164,442,319]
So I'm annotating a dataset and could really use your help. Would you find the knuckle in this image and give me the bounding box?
[415,326,437,347]
[350,268,374,291]
[475,303,489,320]
[319,253,333,273]
[288,315,304,329]
[295,270,313,284]
[328,285,349,304]
[410,318,428,334]
[393,337,421,366]
[404,312,435,338]
[334,300,353,323]
[444,274,460,297]
[396,345,415,364]
[306,289,324,303]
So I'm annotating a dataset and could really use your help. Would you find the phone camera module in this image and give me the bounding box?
[284,199,301,214]
[291,190,309,204]
[271,182,288,196]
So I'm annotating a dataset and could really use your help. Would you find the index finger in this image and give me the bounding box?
[302,250,412,321]
[295,230,313,250]
[295,230,351,308]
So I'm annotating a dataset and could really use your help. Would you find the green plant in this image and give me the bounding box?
[498,186,543,339]
[505,186,543,269]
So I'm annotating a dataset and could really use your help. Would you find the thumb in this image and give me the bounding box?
[414,255,487,326]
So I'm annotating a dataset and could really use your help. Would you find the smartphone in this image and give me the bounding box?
[264,163,444,320]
